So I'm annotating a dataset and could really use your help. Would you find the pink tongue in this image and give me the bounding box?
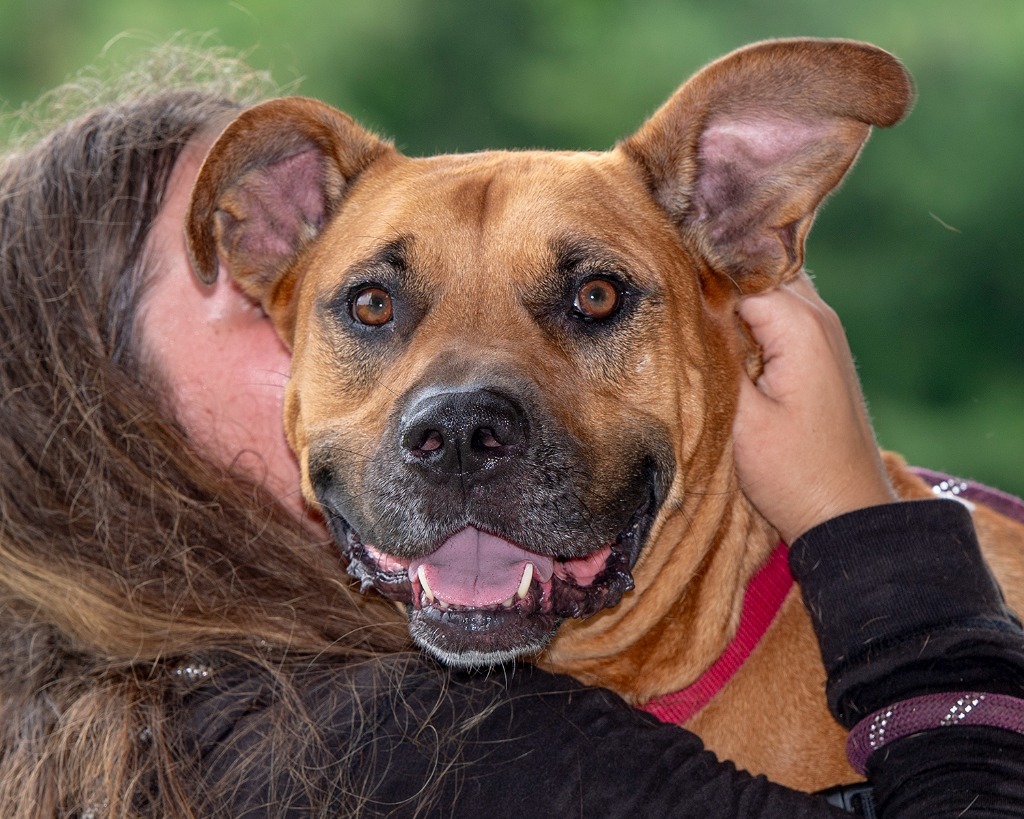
[409,527,554,607]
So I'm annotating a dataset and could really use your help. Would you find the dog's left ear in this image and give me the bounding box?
[186,97,392,339]
[620,39,913,293]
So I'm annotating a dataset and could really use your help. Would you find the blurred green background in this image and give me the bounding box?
[2,0,1021,496]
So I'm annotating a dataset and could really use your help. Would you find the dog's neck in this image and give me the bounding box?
[640,539,792,723]
[541,447,779,704]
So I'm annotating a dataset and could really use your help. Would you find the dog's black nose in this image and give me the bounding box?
[400,388,528,478]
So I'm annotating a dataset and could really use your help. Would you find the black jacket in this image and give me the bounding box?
[187,500,1024,817]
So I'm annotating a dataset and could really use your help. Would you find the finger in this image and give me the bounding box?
[780,270,819,301]
[736,285,796,332]
[739,292,814,370]
[737,355,789,407]
[737,270,821,328]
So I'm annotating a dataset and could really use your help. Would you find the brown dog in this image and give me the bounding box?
[186,38,1024,790]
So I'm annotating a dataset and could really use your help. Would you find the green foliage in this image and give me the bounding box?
[2,0,1021,494]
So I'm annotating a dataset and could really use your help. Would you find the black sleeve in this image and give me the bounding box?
[352,664,856,819]
[190,659,851,818]
[790,498,1024,816]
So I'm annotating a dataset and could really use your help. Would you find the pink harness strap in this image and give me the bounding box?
[642,468,1024,727]
[641,541,793,725]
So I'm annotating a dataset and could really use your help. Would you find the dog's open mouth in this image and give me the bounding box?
[332,498,654,667]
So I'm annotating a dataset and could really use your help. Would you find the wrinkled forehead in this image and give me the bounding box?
[311,149,679,294]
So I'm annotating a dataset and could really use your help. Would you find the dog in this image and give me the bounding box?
[186,38,1024,790]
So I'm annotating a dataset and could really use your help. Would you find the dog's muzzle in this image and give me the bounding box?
[316,384,666,667]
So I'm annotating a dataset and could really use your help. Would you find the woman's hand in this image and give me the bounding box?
[732,272,896,544]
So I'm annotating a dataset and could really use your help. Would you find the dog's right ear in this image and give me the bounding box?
[186,97,392,340]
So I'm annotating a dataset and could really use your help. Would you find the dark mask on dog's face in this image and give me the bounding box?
[290,163,683,666]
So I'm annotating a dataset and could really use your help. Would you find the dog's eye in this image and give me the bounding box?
[351,287,394,326]
[574,278,621,321]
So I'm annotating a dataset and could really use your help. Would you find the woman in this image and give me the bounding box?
[1,45,1021,817]
[0,46,409,817]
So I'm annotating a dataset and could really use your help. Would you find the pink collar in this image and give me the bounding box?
[641,541,793,725]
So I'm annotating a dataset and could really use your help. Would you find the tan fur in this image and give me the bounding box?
[186,39,1024,791]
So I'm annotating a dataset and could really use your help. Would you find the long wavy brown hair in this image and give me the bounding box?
[0,42,418,817]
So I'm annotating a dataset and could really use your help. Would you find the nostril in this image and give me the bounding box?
[471,419,524,457]
[406,428,444,456]
[420,431,444,453]
[474,427,502,450]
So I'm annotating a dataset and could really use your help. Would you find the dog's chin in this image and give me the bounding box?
[406,605,558,668]
[329,496,656,669]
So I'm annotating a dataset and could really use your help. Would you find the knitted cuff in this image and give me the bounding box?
[789,499,1011,675]
[846,691,1024,774]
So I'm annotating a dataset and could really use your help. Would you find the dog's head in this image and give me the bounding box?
[187,39,911,667]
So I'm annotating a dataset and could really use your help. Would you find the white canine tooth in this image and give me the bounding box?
[517,563,534,600]
[502,597,515,608]
[417,565,434,604]
[438,600,449,610]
